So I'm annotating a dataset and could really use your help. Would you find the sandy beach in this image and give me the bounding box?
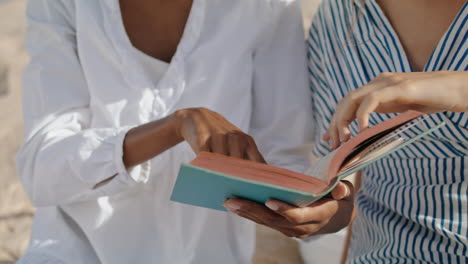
[0,1,320,263]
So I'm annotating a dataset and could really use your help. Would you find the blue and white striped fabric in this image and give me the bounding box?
[306,0,468,263]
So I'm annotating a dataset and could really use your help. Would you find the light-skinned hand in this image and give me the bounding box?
[324,71,468,149]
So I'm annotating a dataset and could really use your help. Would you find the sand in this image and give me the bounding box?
[0,0,320,263]
[0,0,33,263]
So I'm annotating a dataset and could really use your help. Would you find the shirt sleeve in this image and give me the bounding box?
[249,0,315,173]
[16,0,150,207]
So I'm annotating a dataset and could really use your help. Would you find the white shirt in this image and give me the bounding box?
[132,48,168,86]
[17,0,314,263]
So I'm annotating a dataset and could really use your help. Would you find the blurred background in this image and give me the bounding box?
[0,0,322,263]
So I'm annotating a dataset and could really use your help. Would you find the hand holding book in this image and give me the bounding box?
[223,180,355,238]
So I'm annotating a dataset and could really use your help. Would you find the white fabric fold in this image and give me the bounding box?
[17,0,314,263]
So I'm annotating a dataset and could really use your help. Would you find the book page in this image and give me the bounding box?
[337,116,432,177]
[338,137,405,175]
[305,149,338,181]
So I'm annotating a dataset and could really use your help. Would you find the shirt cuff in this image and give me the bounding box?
[113,126,151,185]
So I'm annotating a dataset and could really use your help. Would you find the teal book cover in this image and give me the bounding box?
[170,164,322,211]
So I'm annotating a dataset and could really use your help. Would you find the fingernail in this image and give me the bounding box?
[265,201,279,211]
[339,133,345,142]
[223,200,241,211]
[343,186,351,198]
[322,133,329,141]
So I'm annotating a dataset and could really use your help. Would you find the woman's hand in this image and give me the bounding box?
[324,71,468,149]
[123,107,265,168]
[174,108,265,162]
[223,181,355,238]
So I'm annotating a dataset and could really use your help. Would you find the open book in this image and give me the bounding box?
[170,111,445,211]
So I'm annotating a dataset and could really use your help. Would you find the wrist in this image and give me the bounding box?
[123,113,186,168]
[171,108,190,142]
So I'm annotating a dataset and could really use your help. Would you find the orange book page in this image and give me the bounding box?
[191,152,328,194]
[327,110,423,183]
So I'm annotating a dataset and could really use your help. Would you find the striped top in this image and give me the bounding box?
[306,0,468,263]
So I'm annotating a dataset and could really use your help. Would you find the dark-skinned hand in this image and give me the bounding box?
[223,180,355,238]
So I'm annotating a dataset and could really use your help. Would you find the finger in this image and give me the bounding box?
[230,210,302,238]
[227,132,245,159]
[356,95,380,131]
[322,131,331,141]
[327,123,340,150]
[227,206,266,225]
[197,136,212,153]
[245,138,266,163]
[223,198,290,227]
[331,180,354,201]
[211,133,228,156]
[228,205,318,238]
[355,88,399,131]
[333,100,359,143]
[229,209,302,237]
[332,74,393,133]
[339,125,352,143]
[265,198,339,225]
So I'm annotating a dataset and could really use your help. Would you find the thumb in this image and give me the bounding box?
[331,180,354,201]
[265,198,339,225]
[265,199,296,212]
[264,199,300,222]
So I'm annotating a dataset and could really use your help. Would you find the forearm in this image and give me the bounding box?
[18,110,184,206]
[17,110,145,206]
[123,112,183,168]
